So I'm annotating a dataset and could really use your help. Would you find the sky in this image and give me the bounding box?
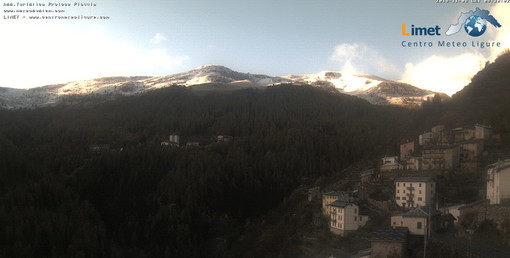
[0,0,509,95]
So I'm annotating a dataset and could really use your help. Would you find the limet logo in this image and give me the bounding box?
[401,24,441,36]
[446,7,501,37]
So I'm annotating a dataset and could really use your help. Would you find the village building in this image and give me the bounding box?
[421,145,460,170]
[360,168,376,184]
[380,156,403,172]
[322,191,351,216]
[370,227,408,258]
[431,125,449,145]
[169,134,180,145]
[217,135,233,143]
[328,201,367,236]
[162,134,180,147]
[400,141,415,162]
[418,132,434,146]
[390,206,441,239]
[475,124,492,140]
[486,159,510,205]
[451,127,476,143]
[406,156,422,171]
[395,177,435,209]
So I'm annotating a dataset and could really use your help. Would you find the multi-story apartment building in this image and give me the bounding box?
[395,177,435,209]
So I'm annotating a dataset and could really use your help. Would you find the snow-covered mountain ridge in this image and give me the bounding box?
[0,65,449,109]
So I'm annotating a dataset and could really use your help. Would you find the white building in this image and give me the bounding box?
[328,201,367,236]
[391,206,440,239]
[169,134,180,146]
[380,156,403,172]
[487,159,510,205]
[322,191,351,216]
[395,177,435,209]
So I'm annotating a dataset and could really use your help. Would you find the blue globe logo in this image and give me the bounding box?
[464,15,487,37]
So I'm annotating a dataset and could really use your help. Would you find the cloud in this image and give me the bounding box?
[400,6,508,96]
[150,33,168,44]
[0,24,188,88]
[401,53,486,96]
[330,43,398,77]
[489,4,510,60]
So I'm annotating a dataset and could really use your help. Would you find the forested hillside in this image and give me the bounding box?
[0,85,411,257]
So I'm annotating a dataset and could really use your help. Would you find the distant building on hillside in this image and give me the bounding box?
[451,127,475,142]
[217,135,233,143]
[328,201,367,236]
[380,156,403,172]
[487,159,510,205]
[322,191,351,216]
[422,145,459,170]
[400,141,415,162]
[475,124,492,140]
[360,168,376,184]
[395,177,435,209]
[419,132,434,146]
[407,156,422,171]
[169,134,180,146]
[459,140,484,160]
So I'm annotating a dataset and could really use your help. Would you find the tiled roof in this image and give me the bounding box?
[402,206,441,218]
[395,177,433,183]
[322,191,350,197]
[370,227,408,242]
[328,200,351,208]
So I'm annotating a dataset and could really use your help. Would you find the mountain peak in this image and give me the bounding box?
[0,65,451,109]
[195,64,233,72]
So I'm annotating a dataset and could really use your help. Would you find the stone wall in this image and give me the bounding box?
[459,203,510,230]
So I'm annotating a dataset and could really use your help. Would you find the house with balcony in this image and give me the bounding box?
[322,191,351,217]
[395,177,435,209]
[328,201,367,236]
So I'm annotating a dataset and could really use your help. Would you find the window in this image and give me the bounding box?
[418,197,423,201]
[397,197,400,200]
[419,183,422,187]
[397,183,399,187]
[404,183,406,187]
[354,216,357,221]
[419,190,422,194]
[354,208,357,214]
[402,197,406,200]
[417,222,422,229]
[397,189,399,193]
[393,221,396,225]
